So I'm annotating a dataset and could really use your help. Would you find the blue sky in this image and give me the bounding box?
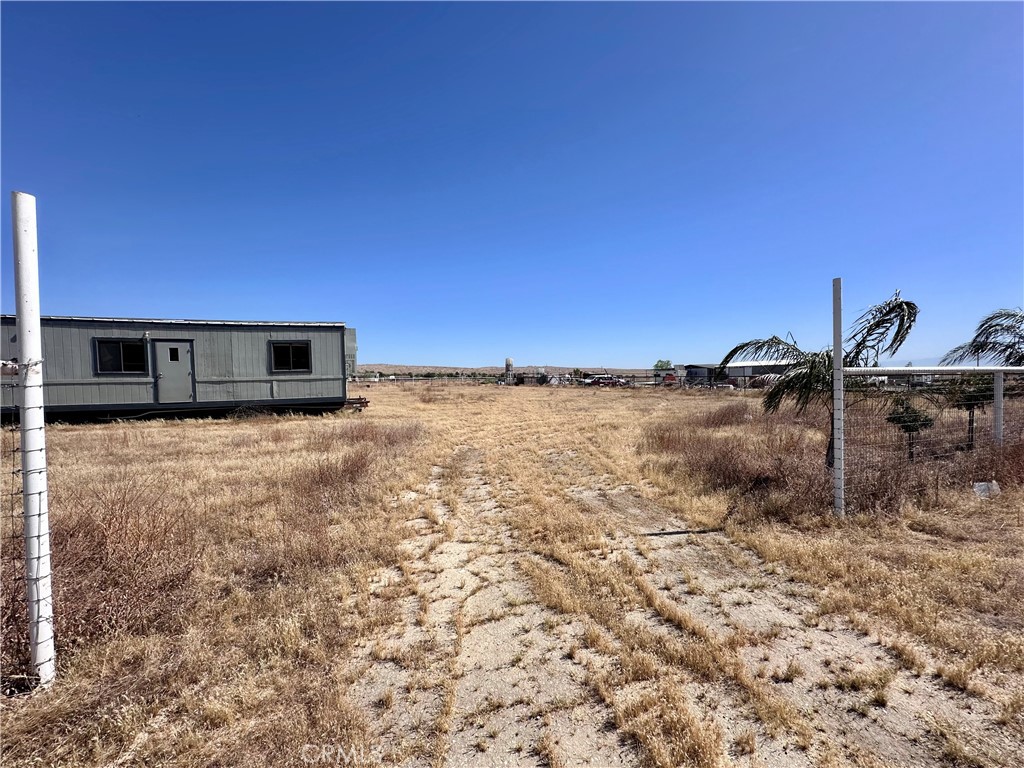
[2,2,1021,368]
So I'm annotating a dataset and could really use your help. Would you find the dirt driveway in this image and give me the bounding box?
[2,384,1019,767]
[349,385,1022,767]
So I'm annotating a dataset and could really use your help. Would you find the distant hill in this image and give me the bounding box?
[358,363,651,376]
[357,356,952,377]
[888,357,944,368]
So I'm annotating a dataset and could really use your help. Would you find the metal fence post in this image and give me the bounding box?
[832,277,845,517]
[12,191,56,686]
[993,371,1004,446]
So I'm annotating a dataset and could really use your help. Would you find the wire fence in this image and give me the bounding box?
[842,371,1024,514]
[1,379,30,694]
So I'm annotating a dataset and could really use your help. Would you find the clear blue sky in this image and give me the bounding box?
[2,2,1021,368]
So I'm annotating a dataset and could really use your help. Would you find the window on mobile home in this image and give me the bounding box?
[270,341,311,372]
[96,339,147,374]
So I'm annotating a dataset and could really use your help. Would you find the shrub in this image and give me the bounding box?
[238,422,422,589]
[53,474,202,645]
[2,471,202,688]
[693,401,755,429]
[305,421,422,453]
[641,410,831,521]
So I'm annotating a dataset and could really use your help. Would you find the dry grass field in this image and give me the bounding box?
[2,384,1022,767]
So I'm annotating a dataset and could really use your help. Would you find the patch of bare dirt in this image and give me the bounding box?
[312,389,1023,767]
[575,485,1024,768]
[350,453,638,767]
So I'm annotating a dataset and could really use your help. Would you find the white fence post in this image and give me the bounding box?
[12,191,56,686]
[832,277,845,517]
[993,371,1004,447]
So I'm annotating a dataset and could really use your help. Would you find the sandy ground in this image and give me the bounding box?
[339,386,1022,767]
[3,385,1019,768]
[348,456,633,766]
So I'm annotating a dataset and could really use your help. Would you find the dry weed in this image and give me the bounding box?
[1,383,1020,767]
[1,410,432,765]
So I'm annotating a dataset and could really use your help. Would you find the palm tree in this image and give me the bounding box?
[941,308,1024,367]
[718,291,919,466]
[940,309,1021,451]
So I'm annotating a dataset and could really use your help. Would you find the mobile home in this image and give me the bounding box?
[1,315,356,419]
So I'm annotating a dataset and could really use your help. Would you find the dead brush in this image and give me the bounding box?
[0,405,437,766]
[843,457,925,515]
[52,474,202,644]
[0,558,29,692]
[293,446,377,512]
[641,425,768,492]
[4,383,1019,765]
[1,471,201,685]
[234,444,405,587]
[233,500,339,588]
[846,439,1024,515]
[642,413,831,520]
[692,400,756,429]
[305,421,422,454]
[227,405,276,421]
[415,383,451,404]
[959,438,1024,486]
[749,425,830,517]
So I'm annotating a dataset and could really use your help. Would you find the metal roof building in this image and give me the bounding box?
[681,360,794,386]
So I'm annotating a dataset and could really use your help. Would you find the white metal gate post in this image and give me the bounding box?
[993,372,1004,446]
[12,191,56,686]
[832,278,845,517]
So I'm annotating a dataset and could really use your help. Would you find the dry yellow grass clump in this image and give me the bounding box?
[1,383,1021,767]
[2,411,439,765]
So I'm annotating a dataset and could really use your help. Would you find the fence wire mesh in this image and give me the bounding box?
[2,379,31,694]
[843,371,1024,514]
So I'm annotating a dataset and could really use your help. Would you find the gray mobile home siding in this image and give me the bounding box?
[1,316,354,415]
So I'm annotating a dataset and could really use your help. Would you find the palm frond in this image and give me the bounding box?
[761,350,833,414]
[976,307,1024,337]
[717,336,804,385]
[942,308,1024,366]
[844,292,919,366]
[718,336,804,369]
[718,289,918,419]
[940,342,976,366]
